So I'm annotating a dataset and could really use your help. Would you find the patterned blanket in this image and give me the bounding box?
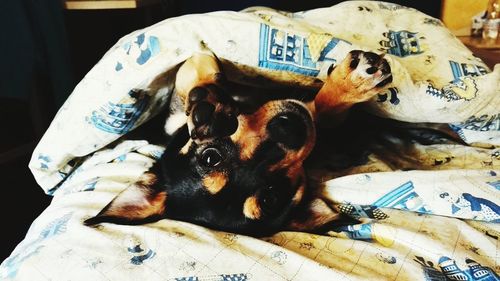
[1,1,499,280]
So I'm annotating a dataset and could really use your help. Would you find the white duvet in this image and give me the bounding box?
[2,2,499,280]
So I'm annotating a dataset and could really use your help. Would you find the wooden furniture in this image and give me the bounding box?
[64,0,161,10]
[458,36,500,68]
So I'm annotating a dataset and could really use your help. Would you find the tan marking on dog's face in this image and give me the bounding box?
[231,100,309,161]
[288,167,306,205]
[243,196,262,220]
[202,171,228,194]
[180,139,192,155]
[292,184,305,205]
[230,115,262,161]
[230,100,314,210]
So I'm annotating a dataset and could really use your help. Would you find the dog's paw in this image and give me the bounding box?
[347,50,392,88]
[186,84,239,140]
[328,50,393,103]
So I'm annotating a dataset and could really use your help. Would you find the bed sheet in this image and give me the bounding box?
[1,138,499,280]
[1,1,499,280]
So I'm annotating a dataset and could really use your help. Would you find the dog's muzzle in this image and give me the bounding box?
[266,100,314,150]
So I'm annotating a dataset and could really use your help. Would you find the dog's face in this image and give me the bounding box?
[162,97,316,235]
[85,87,318,236]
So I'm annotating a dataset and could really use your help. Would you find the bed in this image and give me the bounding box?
[1,1,499,280]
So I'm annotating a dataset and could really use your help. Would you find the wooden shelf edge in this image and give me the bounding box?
[458,36,500,50]
[64,0,159,10]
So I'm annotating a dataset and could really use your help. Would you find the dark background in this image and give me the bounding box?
[0,0,442,261]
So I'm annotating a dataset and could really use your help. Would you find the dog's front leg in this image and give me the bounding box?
[165,53,225,135]
[175,53,224,107]
[314,50,393,126]
[172,53,239,141]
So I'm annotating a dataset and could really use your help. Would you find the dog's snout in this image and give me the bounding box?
[193,102,215,126]
[267,111,308,150]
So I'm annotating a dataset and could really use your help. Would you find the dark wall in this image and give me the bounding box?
[178,0,442,18]
[0,0,70,261]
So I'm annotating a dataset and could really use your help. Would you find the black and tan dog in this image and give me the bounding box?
[85,50,392,236]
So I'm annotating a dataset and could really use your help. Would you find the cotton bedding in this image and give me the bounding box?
[1,1,499,280]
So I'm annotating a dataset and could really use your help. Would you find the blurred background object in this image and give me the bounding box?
[0,0,73,261]
[441,0,489,36]
[482,0,499,39]
[441,0,499,68]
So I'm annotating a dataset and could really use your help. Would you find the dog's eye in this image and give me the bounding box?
[260,186,279,213]
[200,147,223,167]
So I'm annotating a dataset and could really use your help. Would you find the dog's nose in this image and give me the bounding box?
[267,111,308,150]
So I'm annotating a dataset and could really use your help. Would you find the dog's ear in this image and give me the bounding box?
[84,173,167,226]
[287,198,343,232]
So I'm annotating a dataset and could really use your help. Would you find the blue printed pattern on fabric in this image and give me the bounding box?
[149,149,164,160]
[62,177,98,195]
[439,192,500,222]
[127,244,156,265]
[415,255,500,281]
[373,181,431,213]
[122,33,160,66]
[427,61,488,102]
[83,179,98,191]
[377,87,400,105]
[176,277,198,281]
[174,274,249,281]
[335,224,374,241]
[115,62,123,71]
[414,256,447,281]
[427,77,479,102]
[379,30,423,57]
[487,180,500,190]
[38,154,51,170]
[115,154,127,162]
[378,3,409,11]
[449,61,488,80]
[423,18,443,26]
[90,89,150,134]
[460,193,500,222]
[337,203,389,220]
[0,213,73,279]
[258,24,349,76]
[438,256,500,281]
[450,114,500,132]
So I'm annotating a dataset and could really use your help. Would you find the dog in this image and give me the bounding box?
[84,50,392,236]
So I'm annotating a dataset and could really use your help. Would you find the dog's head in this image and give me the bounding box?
[85,85,338,236]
